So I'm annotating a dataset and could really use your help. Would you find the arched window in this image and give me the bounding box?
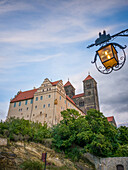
[116,164,124,170]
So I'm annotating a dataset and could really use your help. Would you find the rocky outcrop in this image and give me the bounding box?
[0,141,95,170]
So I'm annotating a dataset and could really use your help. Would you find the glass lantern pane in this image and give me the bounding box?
[112,46,118,61]
[98,44,113,63]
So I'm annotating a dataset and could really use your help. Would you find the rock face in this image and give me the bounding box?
[0,141,95,170]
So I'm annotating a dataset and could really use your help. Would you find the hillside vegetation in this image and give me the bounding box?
[0,109,128,163]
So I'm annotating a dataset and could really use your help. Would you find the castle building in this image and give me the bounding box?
[7,78,84,127]
[7,75,116,127]
[64,75,99,114]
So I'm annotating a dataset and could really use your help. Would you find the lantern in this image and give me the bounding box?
[97,43,118,69]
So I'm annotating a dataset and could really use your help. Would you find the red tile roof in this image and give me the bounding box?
[66,95,84,114]
[11,89,37,103]
[66,95,75,105]
[51,80,60,86]
[83,75,93,82]
[72,93,84,99]
[107,116,114,122]
[64,81,75,89]
[11,80,61,103]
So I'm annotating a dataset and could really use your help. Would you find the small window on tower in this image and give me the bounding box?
[88,91,91,96]
[36,97,38,101]
[79,101,84,106]
[87,84,91,89]
[40,96,43,100]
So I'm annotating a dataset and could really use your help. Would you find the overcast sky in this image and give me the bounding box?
[0,0,128,126]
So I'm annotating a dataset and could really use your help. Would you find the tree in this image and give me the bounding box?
[52,109,127,157]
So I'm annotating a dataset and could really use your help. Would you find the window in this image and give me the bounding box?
[49,88,51,91]
[25,100,28,105]
[48,104,50,107]
[48,95,51,98]
[88,91,91,96]
[87,84,91,89]
[19,101,21,106]
[36,97,38,101]
[31,99,33,104]
[65,100,66,104]
[60,96,61,100]
[27,115,29,117]
[40,96,43,100]
[45,114,47,117]
[33,114,35,116]
[21,113,23,115]
[14,102,16,107]
[47,88,48,91]
[35,105,37,109]
[27,107,29,110]
[43,104,45,108]
[79,101,84,106]
[21,108,22,111]
[40,111,42,115]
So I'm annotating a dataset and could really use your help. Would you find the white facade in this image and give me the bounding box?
[7,78,84,127]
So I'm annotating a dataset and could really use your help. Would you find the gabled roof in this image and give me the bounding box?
[83,75,94,82]
[11,80,61,103]
[66,95,84,114]
[11,89,37,103]
[64,81,75,89]
[72,93,84,99]
[66,95,75,105]
[51,80,60,86]
[107,116,114,122]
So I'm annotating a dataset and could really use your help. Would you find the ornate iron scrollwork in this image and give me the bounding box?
[91,43,126,74]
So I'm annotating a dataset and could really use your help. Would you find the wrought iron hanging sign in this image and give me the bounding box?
[87,29,128,74]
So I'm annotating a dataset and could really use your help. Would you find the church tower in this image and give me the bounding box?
[83,74,99,112]
[64,81,75,99]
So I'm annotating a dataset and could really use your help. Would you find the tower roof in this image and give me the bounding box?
[83,75,94,82]
[64,81,75,89]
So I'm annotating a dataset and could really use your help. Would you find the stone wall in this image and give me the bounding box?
[0,138,7,146]
[84,153,128,170]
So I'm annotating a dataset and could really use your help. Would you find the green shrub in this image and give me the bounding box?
[20,160,44,170]
[0,118,51,143]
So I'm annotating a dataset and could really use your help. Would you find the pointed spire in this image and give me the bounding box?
[83,74,93,82]
[64,80,75,89]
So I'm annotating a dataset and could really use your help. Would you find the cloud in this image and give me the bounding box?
[0,0,34,14]
[0,101,9,121]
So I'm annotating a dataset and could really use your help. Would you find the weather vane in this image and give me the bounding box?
[87,29,128,74]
